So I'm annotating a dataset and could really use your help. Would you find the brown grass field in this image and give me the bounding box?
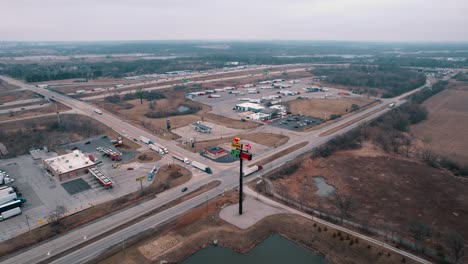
[0,80,20,92]
[0,90,38,103]
[180,132,289,153]
[411,81,468,165]
[270,144,468,242]
[287,97,377,119]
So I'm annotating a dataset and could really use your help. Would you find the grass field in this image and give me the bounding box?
[0,90,38,104]
[411,81,468,165]
[287,97,377,120]
[269,145,468,243]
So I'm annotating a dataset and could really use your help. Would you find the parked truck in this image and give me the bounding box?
[139,136,153,145]
[0,207,21,221]
[191,161,212,174]
[0,187,14,197]
[0,193,17,205]
[94,109,103,115]
[242,164,263,177]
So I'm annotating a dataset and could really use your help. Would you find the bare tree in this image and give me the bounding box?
[409,221,432,252]
[446,231,465,264]
[421,148,438,167]
[330,192,353,224]
[48,205,66,228]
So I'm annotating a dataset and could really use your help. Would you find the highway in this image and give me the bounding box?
[0,74,431,264]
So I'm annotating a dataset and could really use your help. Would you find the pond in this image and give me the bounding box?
[314,177,335,197]
[182,234,328,264]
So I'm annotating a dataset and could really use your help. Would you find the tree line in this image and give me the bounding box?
[312,64,426,97]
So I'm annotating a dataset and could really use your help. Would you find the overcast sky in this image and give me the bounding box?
[1,0,467,42]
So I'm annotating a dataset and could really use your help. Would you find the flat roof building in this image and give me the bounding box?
[43,150,95,181]
[235,102,265,113]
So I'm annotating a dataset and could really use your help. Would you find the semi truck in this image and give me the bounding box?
[158,145,169,154]
[0,187,14,197]
[191,161,212,174]
[242,164,263,177]
[139,136,153,145]
[94,109,103,115]
[148,144,165,155]
[208,94,221,98]
[172,156,190,164]
[0,193,17,205]
[0,207,21,221]
[0,199,23,214]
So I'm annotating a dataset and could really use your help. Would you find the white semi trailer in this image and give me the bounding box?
[0,193,17,205]
[139,136,153,145]
[0,207,22,221]
[242,165,264,177]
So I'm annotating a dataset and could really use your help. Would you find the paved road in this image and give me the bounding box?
[0,75,430,264]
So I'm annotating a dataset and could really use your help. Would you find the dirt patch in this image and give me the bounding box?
[152,164,192,190]
[252,141,308,167]
[0,80,20,92]
[287,97,377,119]
[180,133,289,153]
[269,146,468,243]
[133,152,162,163]
[99,190,417,264]
[0,102,71,122]
[411,81,468,166]
[0,90,38,103]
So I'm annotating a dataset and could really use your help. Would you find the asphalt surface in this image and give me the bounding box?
[0,74,432,264]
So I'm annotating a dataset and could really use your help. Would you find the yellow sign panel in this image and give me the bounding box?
[37,219,43,225]
[231,142,242,149]
[136,177,145,182]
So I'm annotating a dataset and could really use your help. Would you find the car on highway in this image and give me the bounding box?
[127,167,134,170]
[181,187,188,192]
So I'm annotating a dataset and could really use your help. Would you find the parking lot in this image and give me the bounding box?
[193,77,361,120]
[0,135,164,242]
[269,114,323,131]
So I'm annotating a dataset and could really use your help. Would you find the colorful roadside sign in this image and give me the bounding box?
[244,143,252,151]
[231,142,242,149]
[136,176,145,182]
[230,149,240,157]
[240,152,253,161]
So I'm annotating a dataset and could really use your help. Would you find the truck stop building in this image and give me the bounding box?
[43,150,95,181]
[234,102,265,113]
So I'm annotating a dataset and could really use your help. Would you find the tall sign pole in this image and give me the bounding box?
[231,138,253,215]
[239,148,243,214]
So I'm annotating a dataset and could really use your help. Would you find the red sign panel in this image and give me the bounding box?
[240,152,252,161]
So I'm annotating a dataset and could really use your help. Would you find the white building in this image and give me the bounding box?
[235,102,265,113]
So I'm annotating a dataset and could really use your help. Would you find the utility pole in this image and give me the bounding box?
[25,214,31,232]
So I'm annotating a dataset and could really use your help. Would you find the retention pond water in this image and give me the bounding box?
[182,234,328,264]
